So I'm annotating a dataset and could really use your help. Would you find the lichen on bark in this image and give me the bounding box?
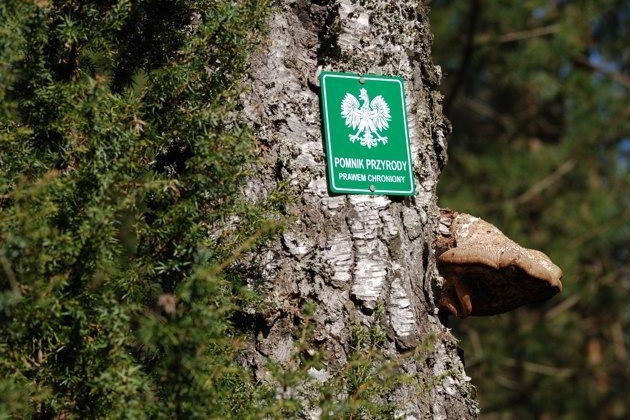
[240,1,477,417]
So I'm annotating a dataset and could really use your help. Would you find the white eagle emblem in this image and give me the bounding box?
[340,88,391,148]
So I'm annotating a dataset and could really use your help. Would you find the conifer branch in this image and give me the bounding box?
[515,159,576,205]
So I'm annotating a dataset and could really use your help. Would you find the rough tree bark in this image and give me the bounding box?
[241,1,477,418]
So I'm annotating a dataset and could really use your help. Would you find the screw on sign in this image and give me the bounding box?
[319,71,414,196]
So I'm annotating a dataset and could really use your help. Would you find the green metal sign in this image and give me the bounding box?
[319,71,414,196]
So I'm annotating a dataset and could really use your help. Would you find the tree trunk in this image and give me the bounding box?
[241,1,477,417]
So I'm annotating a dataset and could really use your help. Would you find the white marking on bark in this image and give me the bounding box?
[389,276,417,337]
[308,367,331,383]
[324,234,354,286]
[380,207,399,239]
[344,196,392,308]
[351,258,387,308]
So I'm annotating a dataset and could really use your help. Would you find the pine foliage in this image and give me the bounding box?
[0,0,277,417]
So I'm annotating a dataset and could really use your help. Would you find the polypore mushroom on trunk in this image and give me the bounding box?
[435,210,562,318]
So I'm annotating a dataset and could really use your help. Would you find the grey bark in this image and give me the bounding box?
[241,1,477,418]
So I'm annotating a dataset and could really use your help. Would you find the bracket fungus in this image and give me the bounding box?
[435,210,562,318]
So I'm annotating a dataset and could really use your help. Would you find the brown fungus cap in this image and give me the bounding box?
[436,212,562,317]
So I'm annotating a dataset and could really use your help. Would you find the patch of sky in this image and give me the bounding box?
[617,137,630,174]
[531,6,547,20]
[588,48,621,73]
[559,62,572,79]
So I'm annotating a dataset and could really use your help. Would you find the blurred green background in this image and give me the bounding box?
[431,0,630,418]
